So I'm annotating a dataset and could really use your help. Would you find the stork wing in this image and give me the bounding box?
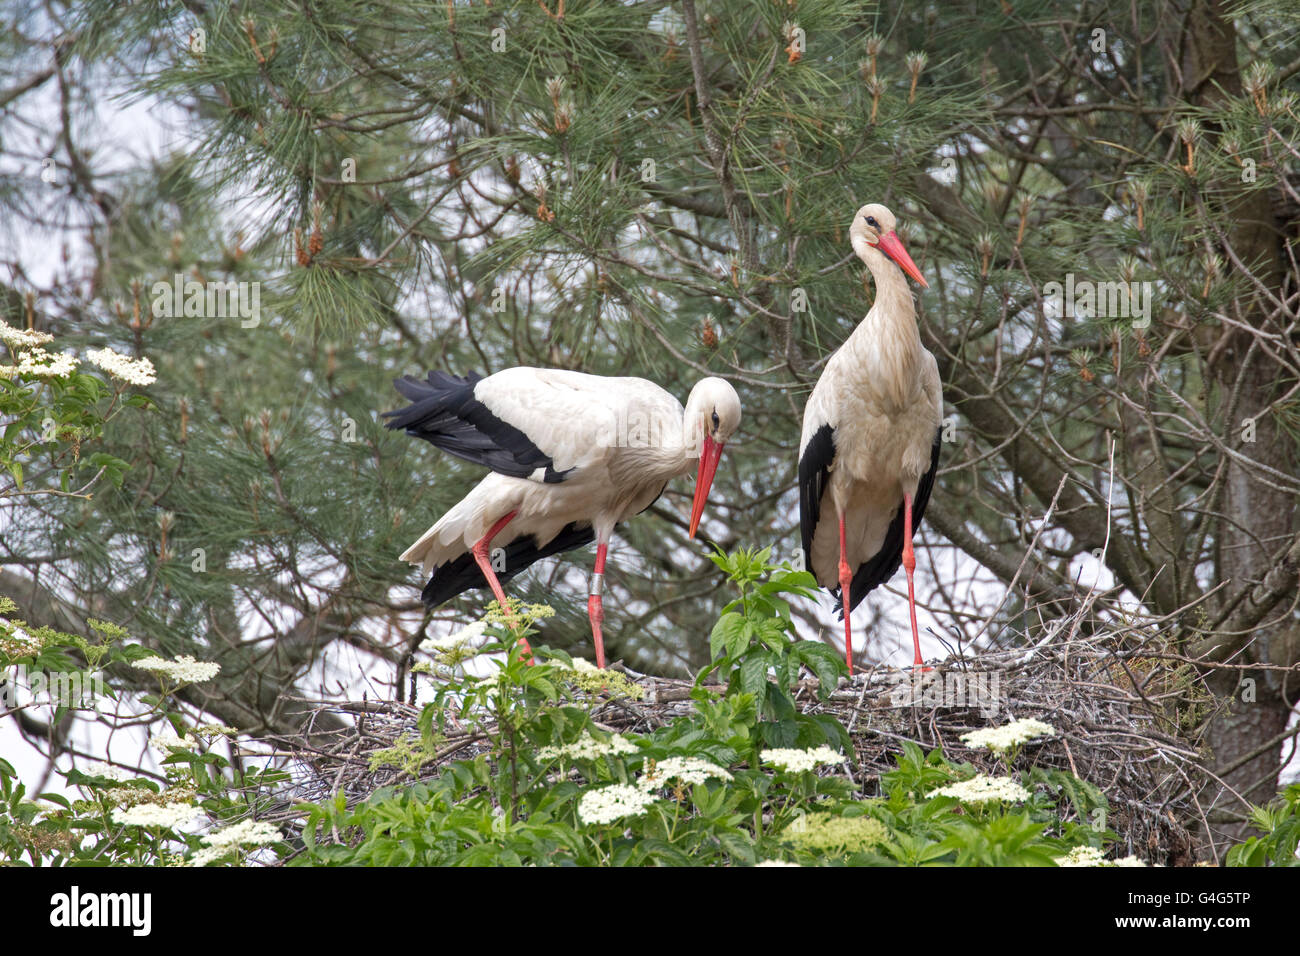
[384,367,655,483]
[840,428,942,615]
[798,422,836,571]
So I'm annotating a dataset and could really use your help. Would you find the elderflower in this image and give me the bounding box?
[755,860,802,867]
[1057,845,1106,867]
[928,774,1032,805]
[16,348,77,378]
[113,802,201,829]
[0,321,53,348]
[761,746,844,773]
[189,819,282,866]
[193,723,238,737]
[559,657,644,699]
[85,347,156,386]
[960,718,1056,753]
[0,622,46,657]
[639,756,733,790]
[420,620,488,654]
[784,814,890,855]
[148,731,200,755]
[131,654,221,683]
[85,761,138,782]
[201,819,281,850]
[1056,846,1147,867]
[538,731,639,761]
[576,784,659,826]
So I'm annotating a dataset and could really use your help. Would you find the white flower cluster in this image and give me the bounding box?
[420,620,488,654]
[1056,846,1147,867]
[928,774,1032,805]
[1057,845,1105,866]
[148,731,200,755]
[86,347,156,386]
[0,623,44,655]
[189,819,282,866]
[761,746,844,773]
[960,718,1057,753]
[539,731,640,761]
[113,802,201,829]
[132,654,221,683]
[85,761,138,781]
[638,756,733,790]
[192,723,237,737]
[0,321,53,348]
[16,348,77,379]
[576,784,660,826]
[755,860,802,867]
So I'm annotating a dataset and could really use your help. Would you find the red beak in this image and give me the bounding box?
[876,231,928,288]
[688,435,724,539]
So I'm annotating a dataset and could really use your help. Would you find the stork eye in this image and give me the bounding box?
[711,410,720,430]
[865,216,878,228]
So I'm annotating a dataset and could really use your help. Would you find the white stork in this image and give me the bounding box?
[798,203,942,674]
[384,367,742,668]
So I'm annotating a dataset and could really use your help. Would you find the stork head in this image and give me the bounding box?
[683,377,742,539]
[849,203,928,288]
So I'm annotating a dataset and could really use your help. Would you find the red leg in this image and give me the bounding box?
[588,541,608,669]
[902,493,925,669]
[471,510,532,662]
[838,512,854,677]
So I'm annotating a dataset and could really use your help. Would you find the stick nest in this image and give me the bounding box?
[259,622,1219,866]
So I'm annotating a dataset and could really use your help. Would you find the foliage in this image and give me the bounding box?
[0,596,284,867]
[7,549,1288,867]
[0,328,147,499]
[1226,784,1300,867]
[292,554,1113,866]
[701,547,847,751]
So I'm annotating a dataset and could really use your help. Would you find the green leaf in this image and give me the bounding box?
[709,612,746,662]
[738,655,769,697]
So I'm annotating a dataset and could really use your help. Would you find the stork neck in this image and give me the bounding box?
[856,260,921,351]
[677,406,704,471]
[844,261,923,409]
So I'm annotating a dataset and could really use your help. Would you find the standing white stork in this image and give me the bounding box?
[384,367,742,668]
[798,203,942,674]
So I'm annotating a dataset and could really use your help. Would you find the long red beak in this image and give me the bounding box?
[876,231,928,288]
[688,435,724,539]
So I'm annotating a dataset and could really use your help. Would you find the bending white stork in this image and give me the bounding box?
[798,203,942,674]
[384,366,742,668]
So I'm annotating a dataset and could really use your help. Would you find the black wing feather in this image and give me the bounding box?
[383,370,571,482]
[798,424,836,572]
[420,482,668,608]
[420,521,597,608]
[839,429,942,616]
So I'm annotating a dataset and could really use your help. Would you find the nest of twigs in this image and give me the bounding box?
[256,618,1213,866]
